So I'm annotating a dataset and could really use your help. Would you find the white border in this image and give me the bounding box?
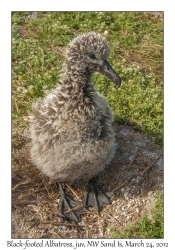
[1,0,175,248]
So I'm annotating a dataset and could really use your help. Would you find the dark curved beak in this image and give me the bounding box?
[99,60,121,87]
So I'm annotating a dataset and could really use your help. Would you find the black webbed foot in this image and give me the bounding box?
[84,178,110,210]
[57,181,86,222]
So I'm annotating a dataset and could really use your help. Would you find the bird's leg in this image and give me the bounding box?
[84,178,110,210]
[57,181,86,222]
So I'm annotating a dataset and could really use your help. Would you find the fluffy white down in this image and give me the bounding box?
[29,32,117,183]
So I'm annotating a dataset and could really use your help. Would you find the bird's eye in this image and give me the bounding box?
[89,54,96,60]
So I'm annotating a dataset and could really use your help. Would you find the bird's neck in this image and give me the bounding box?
[62,65,94,94]
[59,63,97,112]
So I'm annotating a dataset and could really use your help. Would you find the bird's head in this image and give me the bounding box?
[65,32,121,87]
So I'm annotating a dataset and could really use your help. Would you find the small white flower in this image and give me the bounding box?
[17,87,22,91]
[127,68,132,72]
[153,94,158,98]
[28,85,34,90]
[104,30,109,35]
[22,89,28,94]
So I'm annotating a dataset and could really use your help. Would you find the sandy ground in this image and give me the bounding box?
[12,123,163,238]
